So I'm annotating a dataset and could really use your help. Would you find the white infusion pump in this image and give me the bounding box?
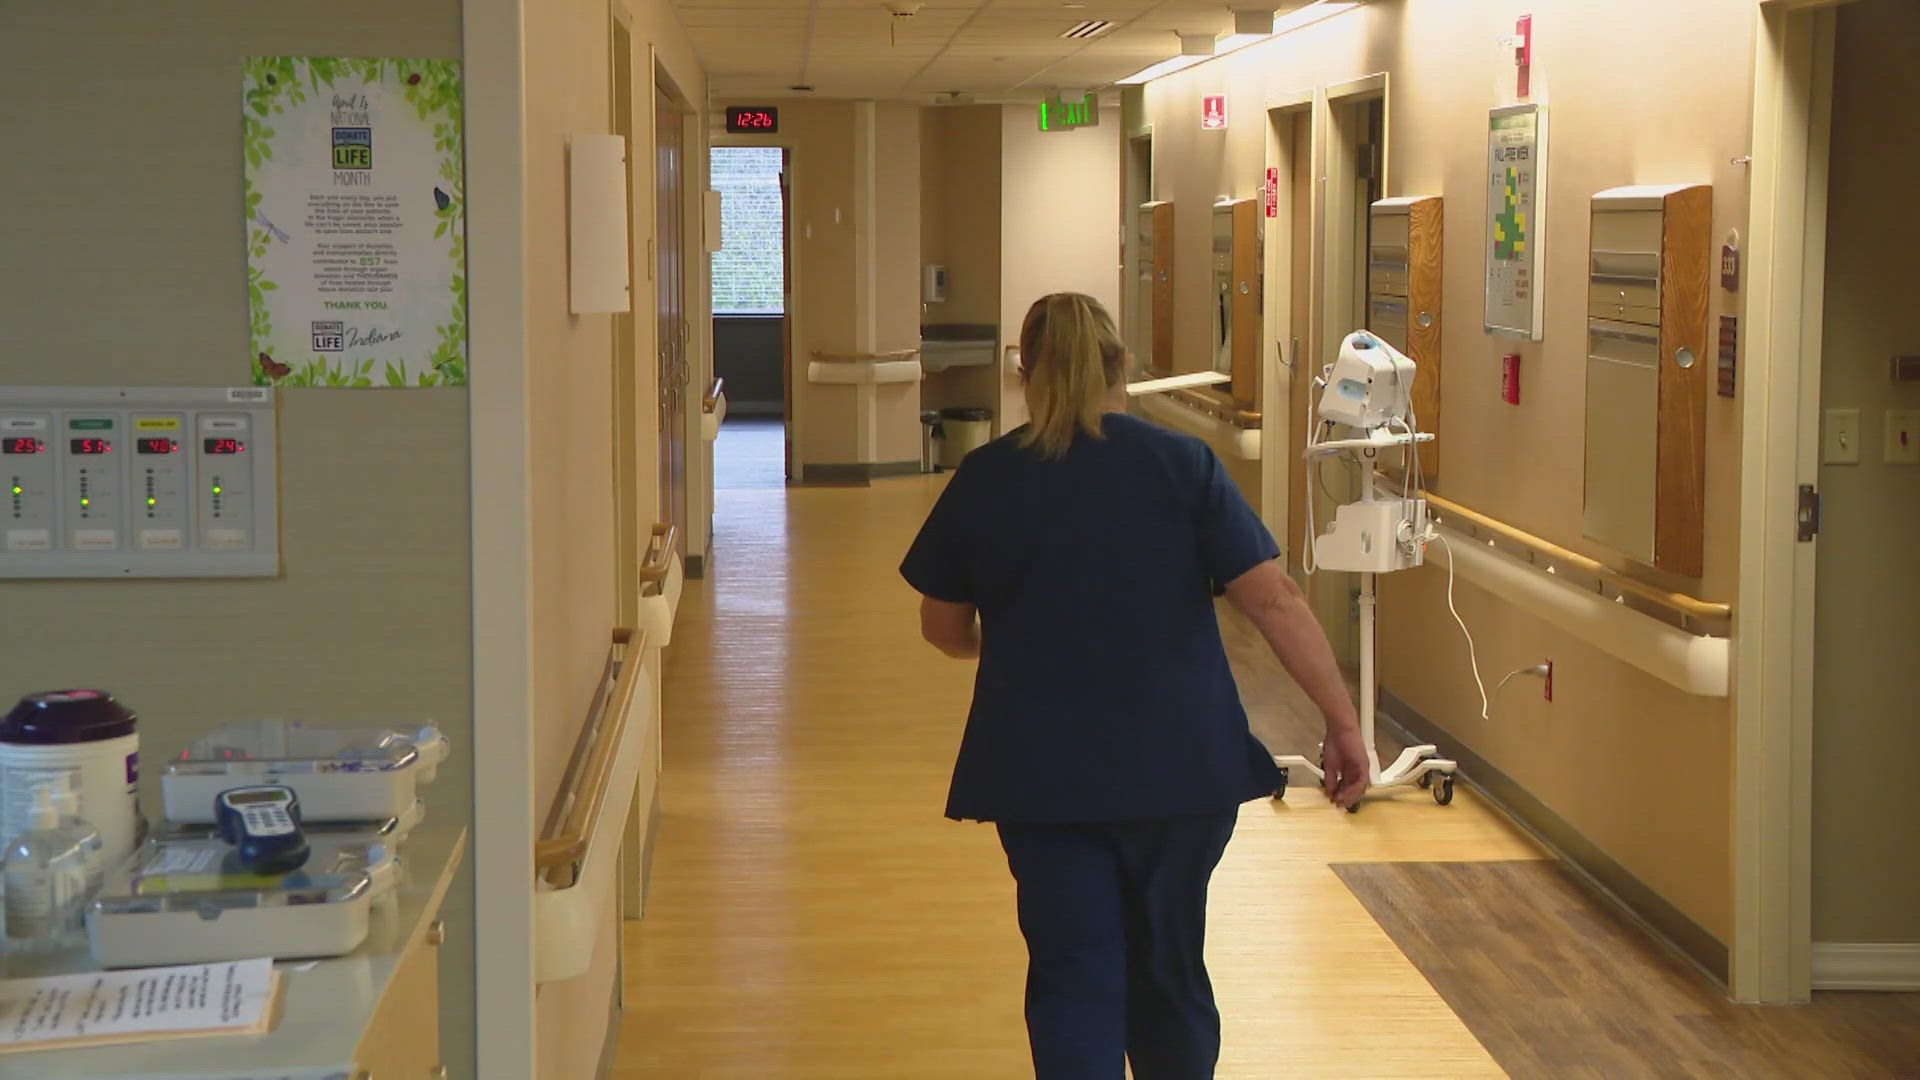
[1319,331,1415,432]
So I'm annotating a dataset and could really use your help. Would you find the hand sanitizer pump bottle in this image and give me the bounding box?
[3,786,88,954]
[51,782,104,928]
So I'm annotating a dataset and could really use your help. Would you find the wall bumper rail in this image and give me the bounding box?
[533,627,653,983]
[1427,522,1729,697]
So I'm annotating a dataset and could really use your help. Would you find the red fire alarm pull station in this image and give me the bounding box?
[1514,15,1533,98]
[1502,353,1522,405]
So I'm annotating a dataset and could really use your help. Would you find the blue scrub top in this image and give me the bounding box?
[901,412,1284,824]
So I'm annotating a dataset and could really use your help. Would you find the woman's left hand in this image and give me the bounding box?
[1320,722,1370,810]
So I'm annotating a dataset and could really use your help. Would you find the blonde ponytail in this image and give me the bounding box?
[1017,293,1128,459]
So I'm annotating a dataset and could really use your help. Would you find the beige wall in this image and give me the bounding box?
[1000,103,1124,431]
[0,1,477,1073]
[1812,0,1920,946]
[875,104,925,465]
[523,1,706,1075]
[919,106,1004,416]
[1140,0,1754,944]
[928,107,1006,328]
[722,99,922,470]
[718,100,856,466]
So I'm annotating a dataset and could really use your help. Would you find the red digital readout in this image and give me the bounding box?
[137,437,181,455]
[2,437,45,455]
[69,438,113,454]
[204,438,247,455]
[725,107,778,133]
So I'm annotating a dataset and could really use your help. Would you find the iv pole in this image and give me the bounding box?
[1271,339,1457,810]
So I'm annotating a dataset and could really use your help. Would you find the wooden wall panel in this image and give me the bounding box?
[1655,184,1711,577]
[1405,197,1444,479]
[1231,198,1262,405]
[1366,196,1442,479]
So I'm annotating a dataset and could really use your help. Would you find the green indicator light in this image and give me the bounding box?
[212,485,222,495]
[10,486,19,496]
[147,497,157,507]
[80,497,90,507]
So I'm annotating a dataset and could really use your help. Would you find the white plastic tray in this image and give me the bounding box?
[161,720,447,824]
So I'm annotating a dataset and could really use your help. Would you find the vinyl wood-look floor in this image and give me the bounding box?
[615,422,1914,1078]
[617,424,1531,1077]
[1337,860,1920,1079]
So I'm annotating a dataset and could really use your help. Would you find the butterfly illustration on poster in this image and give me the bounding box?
[243,57,468,388]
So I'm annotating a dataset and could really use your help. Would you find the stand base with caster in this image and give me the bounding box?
[1271,744,1458,810]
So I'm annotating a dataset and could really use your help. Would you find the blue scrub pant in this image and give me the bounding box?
[995,808,1239,1080]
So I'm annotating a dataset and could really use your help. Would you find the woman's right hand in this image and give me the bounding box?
[1320,721,1371,810]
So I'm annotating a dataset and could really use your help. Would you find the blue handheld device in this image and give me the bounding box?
[214,784,311,875]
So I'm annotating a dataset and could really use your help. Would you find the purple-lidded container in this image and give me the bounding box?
[1,690,141,866]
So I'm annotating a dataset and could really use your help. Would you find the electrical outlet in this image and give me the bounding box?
[1823,408,1861,465]
[1886,409,1919,465]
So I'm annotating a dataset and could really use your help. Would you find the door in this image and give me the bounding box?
[655,94,687,552]
[1310,88,1385,664]
[612,24,640,626]
[1809,0,1919,990]
[781,158,794,480]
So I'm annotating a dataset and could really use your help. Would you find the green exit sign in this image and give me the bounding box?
[1038,94,1100,132]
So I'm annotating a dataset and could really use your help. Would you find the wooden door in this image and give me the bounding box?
[655,96,687,552]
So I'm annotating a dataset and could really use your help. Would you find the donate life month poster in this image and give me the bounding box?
[243,57,466,387]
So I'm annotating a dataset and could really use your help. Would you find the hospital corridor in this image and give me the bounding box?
[608,424,1920,1077]
[3,0,1920,1077]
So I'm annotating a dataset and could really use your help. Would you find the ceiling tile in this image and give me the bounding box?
[681,0,1315,99]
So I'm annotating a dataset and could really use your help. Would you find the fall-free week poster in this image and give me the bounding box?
[243,57,467,387]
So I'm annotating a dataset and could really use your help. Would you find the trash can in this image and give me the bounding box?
[920,410,943,473]
[939,407,993,469]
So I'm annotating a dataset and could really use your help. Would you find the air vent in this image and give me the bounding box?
[1061,20,1114,39]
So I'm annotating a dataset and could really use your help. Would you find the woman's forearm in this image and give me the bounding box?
[1226,561,1360,732]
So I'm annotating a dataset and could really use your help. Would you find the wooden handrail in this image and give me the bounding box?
[1167,386,1262,429]
[635,522,677,588]
[535,627,645,887]
[702,377,724,413]
[810,347,919,363]
[1421,491,1732,621]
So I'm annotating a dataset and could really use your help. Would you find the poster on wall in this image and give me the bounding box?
[1483,103,1546,340]
[243,57,466,387]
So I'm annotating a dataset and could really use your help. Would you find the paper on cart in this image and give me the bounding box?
[0,957,278,1052]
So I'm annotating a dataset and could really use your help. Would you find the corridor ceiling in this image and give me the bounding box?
[673,1,1312,102]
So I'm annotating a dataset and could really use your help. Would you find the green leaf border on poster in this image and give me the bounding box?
[243,57,467,388]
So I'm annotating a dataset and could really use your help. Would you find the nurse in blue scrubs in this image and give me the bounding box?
[901,293,1370,1079]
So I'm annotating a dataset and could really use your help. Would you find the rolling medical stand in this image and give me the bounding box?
[1271,332,1458,810]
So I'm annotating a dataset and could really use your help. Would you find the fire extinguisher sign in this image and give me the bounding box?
[1202,95,1227,130]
